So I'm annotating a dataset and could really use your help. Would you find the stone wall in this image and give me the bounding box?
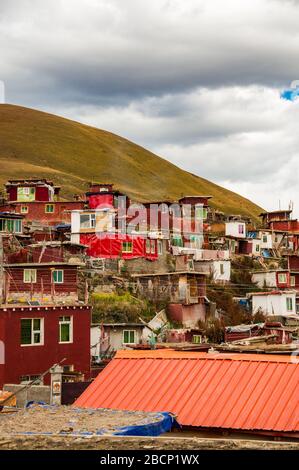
[4,384,51,407]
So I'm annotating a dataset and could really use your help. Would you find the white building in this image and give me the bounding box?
[71,208,115,244]
[195,259,231,283]
[91,323,145,360]
[225,221,246,239]
[251,271,278,289]
[248,291,297,316]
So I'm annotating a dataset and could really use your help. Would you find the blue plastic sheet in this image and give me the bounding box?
[113,412,180,436]
[23,403,180,437]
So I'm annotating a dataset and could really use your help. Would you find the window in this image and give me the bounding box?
[21,206,28,213]
[59,316,73,343]
[90,213,96,228]
[278,273,287,284]
[122,241,133,253]
[286,297,293,312]
[190,235,202,249]
[158,240,163,255]
[23,269,37,283]
[195,207,207,220]
[52,269,64,283]
[192,335,202,344]
[21,318,43,345]
[291,276,296,287]
[263,235,267,243]
[20,375,43,385]
[123,330,136,344]
[238,224,244,234]
[80,213,96,229]
[17,186,35,202]
[220,263,224,275]
[146,239,151,254]
[45,204,55,213]
[0,218,22,233]
[150,239,156,254]
[171,235,183,247]
[255,244,260,252]
[15,220,22,233]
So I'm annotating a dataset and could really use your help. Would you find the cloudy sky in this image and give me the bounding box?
[1,0,299,213]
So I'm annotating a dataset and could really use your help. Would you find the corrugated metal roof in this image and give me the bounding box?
[75,350,299,433]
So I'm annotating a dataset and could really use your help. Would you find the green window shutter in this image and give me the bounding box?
[60,323,70,342]
[129,331,135,343]
[123,331,129,343]
[53,270,63,283]
[21,319,32,345]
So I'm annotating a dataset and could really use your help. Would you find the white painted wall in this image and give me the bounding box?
[90,325,101,358]
[225,222,246,238]
[272,233,285,250]
[251,238,262,255]
[90,325,145,358]
[251,272,277,289]
[259,232,273,249]
[71,211,81,234]
[251,292,296,316]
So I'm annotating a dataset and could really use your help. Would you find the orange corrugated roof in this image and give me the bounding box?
[75,351,299,433]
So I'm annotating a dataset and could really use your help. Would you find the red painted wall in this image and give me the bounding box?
[269,220,299,232]
[80,233,158,260]
[0,201,85,225]
[0,305,91,387]
[88,194,114,209]
[289,255,299,271]
[276,271,290,288]
[5,264,78,294]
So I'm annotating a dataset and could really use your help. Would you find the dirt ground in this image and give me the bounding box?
[0,435,298,450]
[0,406,161,436]
[0,406,298,450]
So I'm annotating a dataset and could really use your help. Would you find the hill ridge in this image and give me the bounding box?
[0,104,262,220]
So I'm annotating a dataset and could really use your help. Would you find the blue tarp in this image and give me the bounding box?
[24,403,180,437]
[113,412,180,436]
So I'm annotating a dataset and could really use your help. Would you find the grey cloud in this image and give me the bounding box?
[1,0,299,107]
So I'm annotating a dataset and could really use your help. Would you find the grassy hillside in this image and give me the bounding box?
[0,104,262,219]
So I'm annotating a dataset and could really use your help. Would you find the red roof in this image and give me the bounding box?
[75,350,299,434]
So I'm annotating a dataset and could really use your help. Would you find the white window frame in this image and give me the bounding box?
[23,269,37,283]
[59,316,73,344]
[278,273,287,284]
[157,240,163,255]
[52,269,64,284]
[123,330,136,344]
[21,205,28,214]
[192,335,202,344]
[290,276,296,287]
[80,213,96,229]
[21,318,44,346]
